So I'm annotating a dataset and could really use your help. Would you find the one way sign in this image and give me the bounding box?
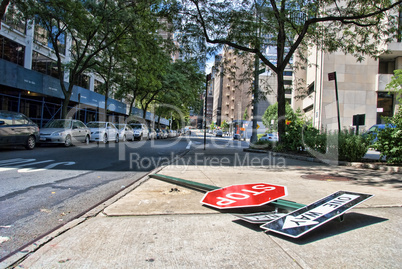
[260,191,373,238]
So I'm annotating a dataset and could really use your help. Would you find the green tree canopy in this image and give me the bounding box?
[386,69,402,104]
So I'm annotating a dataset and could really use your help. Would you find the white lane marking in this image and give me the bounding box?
[186,141,192,149]
[0,159,36,166]
[18,161,76,173]
[0,160,54,172]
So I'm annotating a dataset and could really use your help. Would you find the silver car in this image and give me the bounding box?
[115,124,135,142]
[39,119,90,147]
[87,121,119,143]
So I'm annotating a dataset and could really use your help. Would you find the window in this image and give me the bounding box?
[94,80,103,93]
[283,71,293,76]
[308,82,314,95]
[32,51,59,78]
[377,92,394,124]
[0,36,25,66]
[1,4,26,34]
[34,22,66,54]
[284,80,292,85]
[76,74,90,90]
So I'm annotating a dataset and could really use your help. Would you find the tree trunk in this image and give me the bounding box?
[61,90,72,119]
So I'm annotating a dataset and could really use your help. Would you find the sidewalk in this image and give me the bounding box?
[2,147,401,268]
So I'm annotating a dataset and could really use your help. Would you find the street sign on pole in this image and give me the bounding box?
[201,183,287,209]
[260,191,373,238]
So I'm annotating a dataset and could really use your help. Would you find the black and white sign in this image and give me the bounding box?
[233,212,287,224]
[260,191,373,238]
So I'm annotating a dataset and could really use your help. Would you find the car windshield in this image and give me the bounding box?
[115,124,125,129]
[131,125,141,129]
[87,122,106,128]
[44,120,72,129]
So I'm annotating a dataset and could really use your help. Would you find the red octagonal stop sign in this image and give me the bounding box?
[201,183,287,209]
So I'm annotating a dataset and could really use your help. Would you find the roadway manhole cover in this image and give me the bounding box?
[301,174,353,181]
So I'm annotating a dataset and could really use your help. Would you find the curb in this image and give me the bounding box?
[243,148,402,174]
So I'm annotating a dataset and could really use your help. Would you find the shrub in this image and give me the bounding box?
[302,126,327,154]
[337,130,370,162]
[373,109,402,164]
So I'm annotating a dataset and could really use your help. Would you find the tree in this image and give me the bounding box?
[221,120,229,132]
[153,59,204,126]
[17,0,161,119]
[386,69,402,103]
[178,0,402,143]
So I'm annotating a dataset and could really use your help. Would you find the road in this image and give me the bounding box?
[0,131,247,261]
[0,134,195,260]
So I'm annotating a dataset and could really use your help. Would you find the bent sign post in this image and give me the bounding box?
[200,183,287,209]
[260,191,373,238]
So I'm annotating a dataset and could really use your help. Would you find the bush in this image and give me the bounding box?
[302,126,327,154]
[337,130,370,162]
[373,109,402,164]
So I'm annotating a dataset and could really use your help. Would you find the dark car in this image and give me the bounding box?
[0,110,39,150]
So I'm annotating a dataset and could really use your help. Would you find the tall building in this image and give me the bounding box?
[292,41,401,132]
[211,48,253,126]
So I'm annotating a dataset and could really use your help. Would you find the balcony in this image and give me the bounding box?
[376,74,393,92]
[378,41,402,60]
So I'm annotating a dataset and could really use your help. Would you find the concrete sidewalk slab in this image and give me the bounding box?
[14,207,401,268]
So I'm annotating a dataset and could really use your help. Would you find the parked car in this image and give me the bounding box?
[115,124,135,142]
[130,123,149,140]
[155,128,163,139]
[259,132,279,142]
[86,121,119,143]
[233,133,241,140]
[216,129,223,137]
[0,110,39,150]
[161,129,168,139]
[148,128,157,140]
[363,124,396,143]
[167,130,176,138]
[39,119,90,147]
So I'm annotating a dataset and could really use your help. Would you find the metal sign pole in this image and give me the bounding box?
[329,72,341,132]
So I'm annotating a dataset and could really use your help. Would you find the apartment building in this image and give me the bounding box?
[211,49,253,126]
[292,40,401,132]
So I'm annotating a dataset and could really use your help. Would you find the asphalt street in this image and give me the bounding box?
[0,135,195,260]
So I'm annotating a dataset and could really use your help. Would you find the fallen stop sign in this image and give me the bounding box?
[201,183,287,209]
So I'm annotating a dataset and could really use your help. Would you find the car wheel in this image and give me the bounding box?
[102,134,108,144]
[84,135,90,145]
[115,134,119,143]
[25,135,36,150]
[64,135,72,147]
